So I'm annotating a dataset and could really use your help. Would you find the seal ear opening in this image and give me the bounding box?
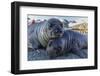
[60,22,63,28]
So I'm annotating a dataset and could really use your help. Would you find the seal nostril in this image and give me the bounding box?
[55,29,58,33]
[59,30,62,33]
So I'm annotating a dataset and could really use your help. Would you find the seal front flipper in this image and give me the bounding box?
[28,42,33,49]
[28,40,39,51]
[71,49,87,58]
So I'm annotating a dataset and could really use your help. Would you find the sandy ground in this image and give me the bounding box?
[28,49,87,61]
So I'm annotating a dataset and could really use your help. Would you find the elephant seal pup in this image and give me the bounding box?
[28,18,63,50]
[46,30,87,59]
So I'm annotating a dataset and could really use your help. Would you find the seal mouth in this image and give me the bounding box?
[50,34,62,39]
[55,31,64,37]
[50,29,64,38]
[56,33,63,36]
[50,32,63,38]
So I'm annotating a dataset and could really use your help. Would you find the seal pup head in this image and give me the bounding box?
[47,18,64,38]
[46,38,64,59]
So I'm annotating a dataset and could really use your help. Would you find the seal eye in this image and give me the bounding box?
[49,24,54,30]
[48,42,52,46]
[55,47,61,55]
[57,47,61,51]
[50,24,53,28]
[59,23,63,28]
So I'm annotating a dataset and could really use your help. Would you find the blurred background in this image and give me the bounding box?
[28,15,88,34]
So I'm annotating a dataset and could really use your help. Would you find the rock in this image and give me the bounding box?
[28,49,49,61]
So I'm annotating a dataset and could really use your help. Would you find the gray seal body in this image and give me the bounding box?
[46,30,87,59]
[28,18,63,50]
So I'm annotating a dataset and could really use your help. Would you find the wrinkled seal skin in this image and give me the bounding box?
[28,18,63,50]
[46,30,88,59]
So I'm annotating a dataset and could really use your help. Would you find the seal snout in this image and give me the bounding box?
[54,27,63,37]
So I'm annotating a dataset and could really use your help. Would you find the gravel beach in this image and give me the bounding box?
[28,49,87,61]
